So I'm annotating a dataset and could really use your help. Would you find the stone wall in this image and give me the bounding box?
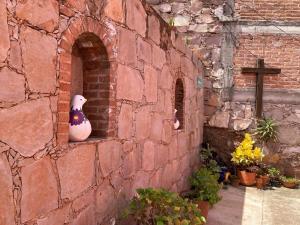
[0,0,204,225]
[148,0,300,176]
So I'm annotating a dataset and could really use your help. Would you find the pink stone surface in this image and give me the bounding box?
[57,145,96,200]
[72,205,96,225]
[116,64,144,102]
[142,140,155,171]
[16,0,59,32]
[104,0,124,23]
[160,65,173,89]
[148,16,160,45]
[137,37,152,64]
[121,150,136,178]
[151,113,163,141]
[8,41,23,72]
[135,106,151,140]
[0,0,10,62]
[162,120,173,144]
[118,104,133,139]
[0,67,25,103]
[118,27,137,67]
[144,65,158,103]
[21,27,57,93]
[133,171,151,190]
[126,0,147,36]
[21,157,58,223]
[37,205,71,225]
[152,45,166,70]
[155,144,169,169]
[98,141,122,177]
[0,98,53,157]
[96,180,116,219]
[72,190,95,212]
[65,0,86,12]
[0,153,15,225]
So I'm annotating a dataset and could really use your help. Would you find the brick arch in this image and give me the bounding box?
[174,76,185,130]
[57,17,118,145]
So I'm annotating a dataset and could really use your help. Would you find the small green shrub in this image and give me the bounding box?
[255,118,278,142]
[280,176,300,184]
[122,188,205,225]
[200,146,221,176]
[189,168,221,206]
[267,167,282,187]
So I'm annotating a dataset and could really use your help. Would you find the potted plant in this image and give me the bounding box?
[122,188,206,225]
[231,133,264,186]
[229,175,240,187]
[255,118,278,142]
[189,168,221,219]
[256,164,270,189]
[267,167,282,187]
[281,176,300,189]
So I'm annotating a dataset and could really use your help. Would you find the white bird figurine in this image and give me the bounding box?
[69,95,92,142]
[174,109,180,130]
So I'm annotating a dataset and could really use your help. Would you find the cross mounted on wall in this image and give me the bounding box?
[241,58,281,118]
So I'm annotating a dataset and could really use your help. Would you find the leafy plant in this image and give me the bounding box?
[267,167,282,187]
[189,168,221,206]
[168,17,175,27]
[122,188,205,225]
[255,118,278,142]
[231,133,264,169]
[280,176,300,184]
[200,146,221,176]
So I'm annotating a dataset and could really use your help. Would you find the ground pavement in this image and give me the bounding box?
[206,186,300,225]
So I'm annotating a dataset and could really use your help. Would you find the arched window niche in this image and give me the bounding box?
[70,32,110,139]
[174,78,185,130]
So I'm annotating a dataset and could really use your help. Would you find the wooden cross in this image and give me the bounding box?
[241,59,281,118]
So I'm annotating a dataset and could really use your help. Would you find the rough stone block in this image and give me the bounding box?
[21,27,57,93]
[118,27,137,67]
[0,0,9,62]
[57,144,96,200]
[0,153,15,225]
[37,205,71,225]
[118,104,133,139]
[116,64,144,102]
[144,65,158,103]
[8,41,23,72]
[0,67,25,103]
[152,45,166,70]
[98,141,122,177]
[160,65,173,89]
[96,180,116,219]
[142,140,155,171]
[21,157,58,222]
[148,15,160,45]
[137,37,152,64]
[126,0,147,37]
[155,144,169,169]
[104,0,124,23]
[72,205,96,225]
[136,106,151,140]
[0,98,53,157]
[16,0,59,32]
[150,113,163,141]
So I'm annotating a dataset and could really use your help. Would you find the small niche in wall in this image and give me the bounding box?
[71,32,110,139]
[175,78,184,130]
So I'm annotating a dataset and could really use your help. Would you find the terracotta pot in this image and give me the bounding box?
[230,178,240,187]
[196,200,209,220]
[261,175,270,186]
[237,170,256,186]
[283,181,298,189]
[256,177,264,189]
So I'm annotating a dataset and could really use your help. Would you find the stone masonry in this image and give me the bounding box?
[148,0,300,177]
[0,0,204,225]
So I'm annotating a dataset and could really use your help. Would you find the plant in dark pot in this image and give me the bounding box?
[231,133,264,186]
[281,176,300,189]
[189,168,221,220]
[267,167,282,187]
[229,175,240,187]
[122,188,206,225]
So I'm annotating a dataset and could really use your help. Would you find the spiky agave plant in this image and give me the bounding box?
[255,118,278,142]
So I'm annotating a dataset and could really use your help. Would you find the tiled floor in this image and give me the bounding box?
[206,186,300,225]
